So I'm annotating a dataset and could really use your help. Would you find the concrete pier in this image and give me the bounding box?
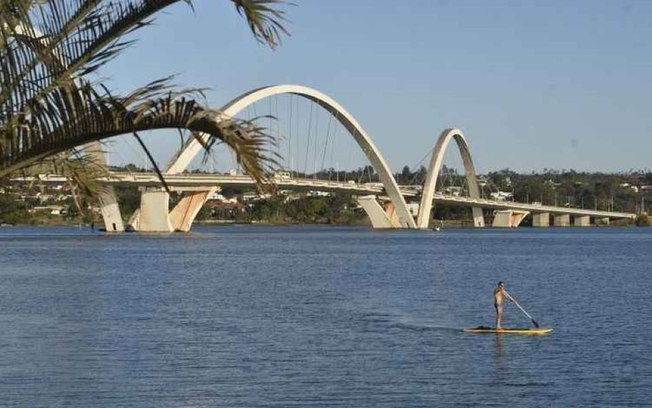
[138,188,173,232]
[357,195,396,228]
[574,215,591,227]
[596,217,610,226]
[493,210,529,228]
[532,212,550,227]
[169,188,217,232]
[98,188,125,232]
[554,214,570,227]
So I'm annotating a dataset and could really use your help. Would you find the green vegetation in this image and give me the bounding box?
[235,194,365,225]
[0,192,30,225]
[395,167,651,214]
[484,169,650,214]
[635,214,650,227]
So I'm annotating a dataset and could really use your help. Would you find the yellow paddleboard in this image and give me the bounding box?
[463,326,553,335]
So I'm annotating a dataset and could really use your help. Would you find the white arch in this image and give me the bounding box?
[166,84,416,228]
[416,128,484,229]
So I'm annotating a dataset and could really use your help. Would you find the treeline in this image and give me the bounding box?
[387,166,651,213]
[0,191,92,225]
[196,194,367,225]
[484,168,652,214]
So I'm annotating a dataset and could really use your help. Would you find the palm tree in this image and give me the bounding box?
[0,0,288,188]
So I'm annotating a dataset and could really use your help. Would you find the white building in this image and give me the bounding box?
[490,191,513,201]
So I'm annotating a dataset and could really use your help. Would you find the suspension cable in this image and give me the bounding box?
[302,102,314,175]
[287,95,293,172]
[321,112,334,179]
[312,105,320,177]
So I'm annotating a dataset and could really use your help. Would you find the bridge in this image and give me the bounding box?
[29,170,635,230]
[75,84,635,232]
[106,172,633,227]
[32,169,634,231]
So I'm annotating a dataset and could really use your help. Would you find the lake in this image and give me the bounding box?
[0,225,650,407]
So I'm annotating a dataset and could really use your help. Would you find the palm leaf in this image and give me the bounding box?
[1,80,279,185]
[231,0,291,49]
[2,0,289,109]
[1,0,290,200]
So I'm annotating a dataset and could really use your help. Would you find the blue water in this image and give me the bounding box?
[0,225,650,407]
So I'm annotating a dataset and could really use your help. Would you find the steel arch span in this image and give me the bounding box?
[416,128,484,228]
[166,84,417,228]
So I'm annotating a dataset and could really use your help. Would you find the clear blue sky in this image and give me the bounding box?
[103,0,652,173]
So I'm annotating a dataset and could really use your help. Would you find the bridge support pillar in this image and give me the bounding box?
[383,201,402,227]
[532,212,550,227]
[127,209,140,231]
[596,217,610,226]
[357,195,399,228]
[472,207,485,227]
[492,210,529,228]
[169,188,217,232]
[553,214,570,227]
[137,188,173,232]
[574,215,591,227]
[98,187,124,232]
[85,141,124,232]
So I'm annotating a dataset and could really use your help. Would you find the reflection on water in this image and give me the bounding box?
[493,334,507,376]
[0,225,651,407]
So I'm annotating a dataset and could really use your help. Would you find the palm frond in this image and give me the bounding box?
[1,0,291,200]
[0,80,279,185]
[1,0,179,109]
[14,147,110,211]
[2,0,289,110]
[231,0,290,49]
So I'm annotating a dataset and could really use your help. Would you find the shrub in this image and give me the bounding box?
[635,214,650,226]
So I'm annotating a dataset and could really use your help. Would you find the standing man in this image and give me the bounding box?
[494,281,512,329]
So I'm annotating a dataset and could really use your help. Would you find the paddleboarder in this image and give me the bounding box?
[493,281,512,329]
[463,283,549,334]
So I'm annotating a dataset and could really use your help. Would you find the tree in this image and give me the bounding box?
[0,0,288,188]
[398,165,412,184]
[635,214,650,227]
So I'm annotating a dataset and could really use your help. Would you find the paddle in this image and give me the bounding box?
[504,290,540,328]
